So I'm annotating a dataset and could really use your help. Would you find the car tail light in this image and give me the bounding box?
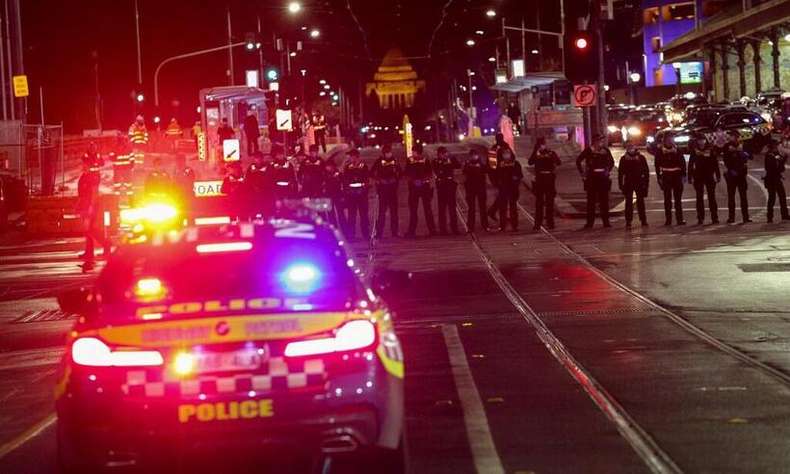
[284,320,376,357]
[72,337,164,367]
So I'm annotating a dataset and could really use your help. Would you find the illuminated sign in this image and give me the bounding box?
[276,109,293,131]
[12,75,28,98]
[512,59,525,78]
[679,62,703,84]
[222,139,240,161]
[193,180,225,197]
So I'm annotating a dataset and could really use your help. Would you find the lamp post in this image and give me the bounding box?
[629,72,641,106]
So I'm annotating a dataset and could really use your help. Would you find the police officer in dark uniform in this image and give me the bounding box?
[341,149,370,240]
[77,154,109,266]
[617,141,650,228]
[688,134,720,224]
[655,135,687,225]
[763,139,789,222]
[576,134,615,228]
[371,143,400,238]
[244,152,269,217]
[404,143,436,238]
[723,131,752,223]
[323,156,344,228]
[267,145,297,201]
[528,137,561,230]
[494,146,523,231]
[298,144,326,198]
[486,133,513,221]
[433,146,461,235]
[462,148,489,232]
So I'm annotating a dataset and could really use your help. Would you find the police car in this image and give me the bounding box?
[55,215,405,472]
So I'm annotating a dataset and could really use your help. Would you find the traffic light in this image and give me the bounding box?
[245,32,261,52]
[565,31,595,82]
[265,67,279,82]
[573,31,591,52]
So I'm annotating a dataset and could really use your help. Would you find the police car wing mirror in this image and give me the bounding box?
[57,288,96,317]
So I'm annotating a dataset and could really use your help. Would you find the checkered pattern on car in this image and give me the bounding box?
[122,357,326,397]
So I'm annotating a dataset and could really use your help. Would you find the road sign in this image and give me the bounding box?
[573,84,597,107]
[222,139,240,161]
[193,180,225,197]
[276,109,293,131]
[12,75,28,98]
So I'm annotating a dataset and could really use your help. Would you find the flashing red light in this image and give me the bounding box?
[575,37,589,50]
[284,320,376,357]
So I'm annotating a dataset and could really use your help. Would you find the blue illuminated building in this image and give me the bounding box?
[642,0,702,86]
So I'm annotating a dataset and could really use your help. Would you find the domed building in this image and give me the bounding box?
[366,48,426,110]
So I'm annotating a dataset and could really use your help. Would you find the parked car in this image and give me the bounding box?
[648,107,770,154]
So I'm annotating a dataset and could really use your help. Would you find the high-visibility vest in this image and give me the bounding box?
[128,124,149,145]
[165,121,182,137]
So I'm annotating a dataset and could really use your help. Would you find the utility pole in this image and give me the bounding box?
[4,0,13,121]
[591,0,607,136]
[9,0,25,124]
[226,7,234,85]
[134,0,142,84]
[0,8,7,120]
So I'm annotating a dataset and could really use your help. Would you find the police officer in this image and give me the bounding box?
[404,143,436,238]
[267,145,298,201]
[763,139,789,222]
[688,134,721,224]
[723,131,752,223]
[433,146,461,235]
[617,141,650,228]
[341,149,370,240]
[144,157,171,196]
[528,137,561,230]
[371,143,400,238]
[245,152,269,217]
[298,144,326,198]
[221,162,245,219]
[655,135,687,225]
[312,111,328,153]
[494,146,523,231]
[486,133,514,221]
[323,156,344,228]
[77,154,108,266]
[462,148,489,232]
[576,134,615,228]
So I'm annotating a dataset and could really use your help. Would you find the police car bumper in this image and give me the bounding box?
[56,360,403,466]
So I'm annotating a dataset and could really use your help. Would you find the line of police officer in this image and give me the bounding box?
[576,130,789,228]
[216,139,535,240]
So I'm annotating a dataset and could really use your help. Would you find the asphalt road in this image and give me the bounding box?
[1,141,790,473]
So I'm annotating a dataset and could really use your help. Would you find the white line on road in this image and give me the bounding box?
[0,413,56,460]
[441,324,505,474]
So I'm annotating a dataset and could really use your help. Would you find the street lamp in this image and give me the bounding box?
[319,79,326,85]
[485,8,496,18]
[488,56,496,62]
[310,28,320,38]
[466,39,476,47]
[629,72,641,106]
[784,33,790,41]
[287,2,301,14]
[629,72,641,83]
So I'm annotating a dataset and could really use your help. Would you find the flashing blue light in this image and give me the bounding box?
[281,262,322,294]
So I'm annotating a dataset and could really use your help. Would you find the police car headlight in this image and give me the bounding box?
[674,135,691,143]
[72,337,163,367]
[607,125,618,133]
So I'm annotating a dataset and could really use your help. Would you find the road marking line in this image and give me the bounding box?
[0,413,56,460]
[441,324,505,474]
[454,199,681,474]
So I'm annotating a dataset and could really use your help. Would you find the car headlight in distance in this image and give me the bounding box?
[607,125,618,133]
[674,135,691,143]
[646,135,655,143]
[627,126,642,136]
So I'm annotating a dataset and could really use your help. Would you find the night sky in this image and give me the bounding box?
[21,0,580,133]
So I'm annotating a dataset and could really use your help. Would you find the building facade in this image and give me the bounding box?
[365,48,426,110]
[642,0,704,86]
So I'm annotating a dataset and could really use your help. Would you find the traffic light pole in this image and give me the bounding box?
[590,0,607,137]
[154,42,245,107]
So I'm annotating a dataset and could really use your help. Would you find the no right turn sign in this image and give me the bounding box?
[573,84,597,107]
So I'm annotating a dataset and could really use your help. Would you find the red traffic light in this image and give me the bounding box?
[575,37,589,50]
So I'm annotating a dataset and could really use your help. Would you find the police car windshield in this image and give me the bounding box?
[97,229,359,319]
